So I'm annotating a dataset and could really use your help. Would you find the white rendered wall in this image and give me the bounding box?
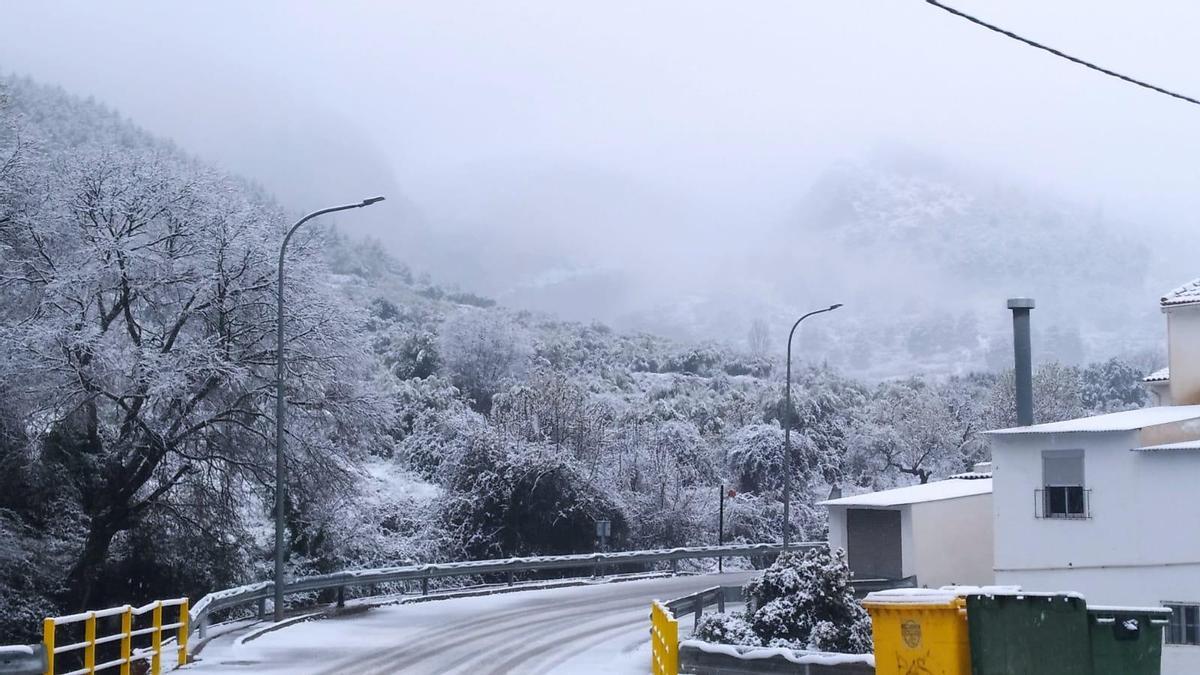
[991,427,1200,675]
[826,496,991,588]
[827,506,847,553]
[1168,306,1200,405]
[992,429,1200,572]
[910,493,994,588]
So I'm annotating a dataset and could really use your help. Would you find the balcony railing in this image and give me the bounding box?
[1034,486,1091,519]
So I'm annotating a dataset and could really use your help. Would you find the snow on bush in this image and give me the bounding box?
[694,547,872,654]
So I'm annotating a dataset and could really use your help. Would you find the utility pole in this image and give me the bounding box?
[275,197,384,622]
[718,485,725,573]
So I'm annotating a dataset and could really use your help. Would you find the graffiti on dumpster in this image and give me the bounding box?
[894,653,935,675]
[901,619,922,648]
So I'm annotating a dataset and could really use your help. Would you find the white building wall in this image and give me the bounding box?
[827,507,847,553]
[1167,306,1200,405]
[899,506,915,580]
[826,495,992,588]
[910,494,994,588]
[993,429,1200,573]
[992,428,1200,674]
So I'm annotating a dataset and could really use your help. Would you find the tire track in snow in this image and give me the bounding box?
[340,588,659,674]
[483,612,646,675]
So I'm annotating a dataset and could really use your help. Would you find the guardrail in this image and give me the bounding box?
[190,541,817,640]
[3,540,821,674]
[666,584,742,628]
[42,599,188,675]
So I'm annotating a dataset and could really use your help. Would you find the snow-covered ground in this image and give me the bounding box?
[184,572,756,675]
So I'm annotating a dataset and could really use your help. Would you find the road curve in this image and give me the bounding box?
[187,572,756,675]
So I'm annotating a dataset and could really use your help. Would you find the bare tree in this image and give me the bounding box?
[748,318,771,357]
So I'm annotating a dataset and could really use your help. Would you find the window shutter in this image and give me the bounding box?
[1043,449,1084,486]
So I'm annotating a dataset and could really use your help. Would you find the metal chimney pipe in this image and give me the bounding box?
[1007,298,1036,426]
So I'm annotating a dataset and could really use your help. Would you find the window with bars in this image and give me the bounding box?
[1164,604,1200,645]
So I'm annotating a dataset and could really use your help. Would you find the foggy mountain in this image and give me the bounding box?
[406,147,1171,378]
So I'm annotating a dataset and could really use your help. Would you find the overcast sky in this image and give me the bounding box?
[3,0,1198,324]
[5,1,1199,208]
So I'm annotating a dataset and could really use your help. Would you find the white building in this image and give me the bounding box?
[988,278,1200,673]
[821,470,994,589]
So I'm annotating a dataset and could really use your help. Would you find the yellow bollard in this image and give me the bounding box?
[42,618,55,675]
[84,612,96,674]
[650,601,679,675]
[151,602,163,675]
[120,607,132,675]
[176,600,190,666]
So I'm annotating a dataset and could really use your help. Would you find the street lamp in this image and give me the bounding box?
[782,303,843,549]
[274,196,384,622]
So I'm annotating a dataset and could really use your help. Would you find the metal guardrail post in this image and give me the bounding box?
[506,571,514,587]
[670,559,677,575]
[177,599,190,666]
[151,602,163,675]
[42,618,54,675]
[120,607,132,675]
[336,587,345,609]
[83,612,96,674]
[421,577,429,596]
[256,597,266,621]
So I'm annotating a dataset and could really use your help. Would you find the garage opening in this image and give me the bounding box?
[846,508,902,580]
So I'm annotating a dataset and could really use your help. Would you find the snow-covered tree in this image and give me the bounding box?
[0,108,390,609]
[440,308,531,412]
[850,378,985,485]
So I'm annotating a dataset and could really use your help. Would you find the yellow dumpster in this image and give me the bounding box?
[863,588,971,675]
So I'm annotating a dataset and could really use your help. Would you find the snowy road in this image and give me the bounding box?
[185,572,756,675]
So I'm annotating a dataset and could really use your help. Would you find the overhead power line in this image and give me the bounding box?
[924,0,1200,108]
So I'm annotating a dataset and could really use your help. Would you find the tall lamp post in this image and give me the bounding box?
[275,197,384,622]
[782,303,843,549]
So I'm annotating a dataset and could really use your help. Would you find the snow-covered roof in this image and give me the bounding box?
[819,477,991,508]
[1162,278,1200,307]
[1143,367,1170,383]
[986,405,1200,435]
[1133,440,1200,452]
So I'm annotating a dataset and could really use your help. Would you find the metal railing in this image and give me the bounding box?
[666,584,741,628]
[189,541,811,640]
[1,540,816,674]
[42,598,188,675]
[1034,487,1092,519]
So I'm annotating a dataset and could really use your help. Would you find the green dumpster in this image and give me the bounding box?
[1087,605,1172,675]
[965,592,1091,675]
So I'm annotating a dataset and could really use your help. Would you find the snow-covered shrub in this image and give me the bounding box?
[694,611,758,646]
[693,547,872,654]
[440,309,531,413]
[437,428,625,559]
